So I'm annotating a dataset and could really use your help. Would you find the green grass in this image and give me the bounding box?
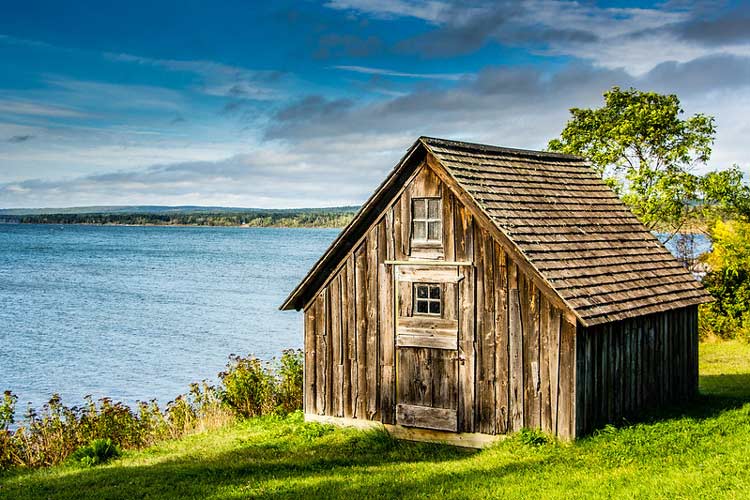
[3,341,750,499]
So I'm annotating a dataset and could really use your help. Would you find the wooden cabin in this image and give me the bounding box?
[280,137,711,446]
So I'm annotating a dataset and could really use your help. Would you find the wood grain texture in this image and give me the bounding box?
[354,244,368,419]
[396,404,458,432]
[366,226,379,420]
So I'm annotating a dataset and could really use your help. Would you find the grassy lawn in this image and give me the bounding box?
[2,341,749,500]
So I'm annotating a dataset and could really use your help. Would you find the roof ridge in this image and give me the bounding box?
[419,136,585,162]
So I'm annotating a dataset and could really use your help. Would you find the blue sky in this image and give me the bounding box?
[1,0,749,208]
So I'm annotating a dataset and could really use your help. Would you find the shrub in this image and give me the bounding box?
[1,350,303,470]
[70,438,121,467]
[218,350,304,418]
[276,349,303,414]
[219,355,276,418]
[700,219,750,341]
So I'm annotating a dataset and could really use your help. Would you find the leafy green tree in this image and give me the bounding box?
[548,87,716,237]
[700,219,750,342]
[698,165,750,222]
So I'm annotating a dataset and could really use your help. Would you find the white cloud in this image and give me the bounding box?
[333,65,470,81]
[106,52,287,100]
[324,0,452,23]
[0,99,88,118]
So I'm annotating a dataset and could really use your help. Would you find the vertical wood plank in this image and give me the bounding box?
[558,315,576,439]
[354,244,368,418]
[366,227,379,420]
[304,306,317,415]
[330,275,343,417]
[475,227,496,434]
[540,298,552,434]
[550,308,562,435]
[522,278,541,430]
[379,217,395,424]
[315,292,326,415]
[344,256,356,418]
[443,192,456,262]
[601,324,609,426]
[574,323,586,437]
[401,172,413,257]
[455,202,475,432]
[508,264,524,432]
[494,244,509,435]
[325,288,333,415]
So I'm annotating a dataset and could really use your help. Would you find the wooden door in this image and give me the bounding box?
[394,265,461,432]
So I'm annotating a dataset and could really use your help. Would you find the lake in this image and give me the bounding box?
[0,224,710,411]
[0,224,339,410]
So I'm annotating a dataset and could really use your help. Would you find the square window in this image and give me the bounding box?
[414,283,441,316]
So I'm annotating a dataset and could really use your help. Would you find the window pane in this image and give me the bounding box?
[413,199,426,219]
[430,285,441,299]
[427,199,440,218]
[416,285,428,298]
[429,301,441,314]
[416,301,429,314]
[428,221,441,241]
[413,221,427,240]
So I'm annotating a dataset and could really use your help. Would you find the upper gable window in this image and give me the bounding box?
[412,197,442,245]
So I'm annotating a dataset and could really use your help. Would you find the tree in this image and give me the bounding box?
[548,87,716,238]
[699,219,750,342]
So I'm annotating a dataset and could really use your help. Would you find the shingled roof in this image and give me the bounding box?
[281,136,711,326]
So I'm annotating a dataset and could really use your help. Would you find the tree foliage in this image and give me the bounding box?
[700,219,750,342]
[548,87,716,234]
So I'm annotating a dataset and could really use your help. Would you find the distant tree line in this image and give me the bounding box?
[0,209,358,228]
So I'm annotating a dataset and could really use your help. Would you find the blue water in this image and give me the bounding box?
[0,224,338,410]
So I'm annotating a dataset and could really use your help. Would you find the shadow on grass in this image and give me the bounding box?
[1,427,478,500]
[581,373,750,436]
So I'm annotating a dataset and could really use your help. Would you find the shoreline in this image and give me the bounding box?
[0,221,349,229]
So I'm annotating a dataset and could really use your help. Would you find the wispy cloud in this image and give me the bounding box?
[43,76,185,111]
[334,65,470,81]
[106,52,287,101]
[0,99,88,118]
[324,0,452,23]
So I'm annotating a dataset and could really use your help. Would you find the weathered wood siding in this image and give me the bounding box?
[574,305,699,436]
[303,162,577,438]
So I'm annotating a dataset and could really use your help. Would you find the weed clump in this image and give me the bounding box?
[70,438,121,467]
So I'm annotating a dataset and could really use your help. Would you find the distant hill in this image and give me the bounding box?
[0,205,360,216]
[0,205,361,228]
